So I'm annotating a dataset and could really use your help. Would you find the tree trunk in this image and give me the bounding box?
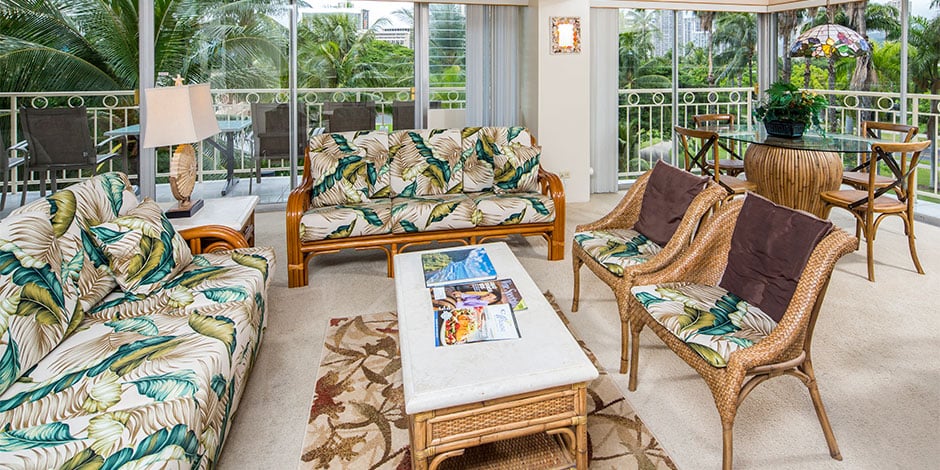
[804,57,812,88]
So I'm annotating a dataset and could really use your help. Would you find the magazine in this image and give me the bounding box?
[422,246,497,287]
[430,278,527,312]
[434,303,521,347]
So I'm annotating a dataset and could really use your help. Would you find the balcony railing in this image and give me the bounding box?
[2,86,938,204]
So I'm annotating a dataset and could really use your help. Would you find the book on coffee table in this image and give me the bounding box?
[430,278,527,312]
[434,303,521,347]
[422,246,497,288]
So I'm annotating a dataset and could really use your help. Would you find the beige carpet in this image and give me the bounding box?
[218,195,940,469]
[297,302,674,469]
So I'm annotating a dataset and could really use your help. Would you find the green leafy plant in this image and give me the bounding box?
[753,81,828,130]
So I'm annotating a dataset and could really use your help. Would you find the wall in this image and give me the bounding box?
[529,0,593,203]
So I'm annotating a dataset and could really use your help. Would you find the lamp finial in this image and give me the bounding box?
[173,74,185,87]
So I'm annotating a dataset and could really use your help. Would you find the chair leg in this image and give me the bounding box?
[20,169,28,207]
[1,169,8,210]
[571,254,582,312]
[51,172,57,193]
[628,319,642,389]
[800,359,843,461]
[721,419,734,470]
[903,213,925,275]
[620,318,630,375]
[864,212,875,282]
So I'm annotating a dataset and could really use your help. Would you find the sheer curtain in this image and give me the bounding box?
[591,7,620,193]
[466,5,521,126]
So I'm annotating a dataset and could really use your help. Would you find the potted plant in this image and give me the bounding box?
[753,81,828,138]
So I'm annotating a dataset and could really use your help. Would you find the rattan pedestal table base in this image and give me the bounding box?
[394,243,598,470]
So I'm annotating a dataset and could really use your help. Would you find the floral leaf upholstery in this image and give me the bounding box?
[300,201,392,242]
[389,129,463,197]
[631,283,778,368]
[13,173,140,315]
[89,199,193,296]
[309,131,390,198]
[0,247,275,468]
[390,194,477,234]
[573,229,662,277]
[493,143,541,193]
[307,151,371,208]
[0,212,77,395]
[461,127,532,192]
[469,192,555,227]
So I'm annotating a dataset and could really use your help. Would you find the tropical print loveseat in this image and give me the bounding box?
[0,172,274,469]
[286,126,565,287]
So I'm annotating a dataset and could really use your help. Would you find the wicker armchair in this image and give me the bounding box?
[625,196,857,469]
[571,164,726,374]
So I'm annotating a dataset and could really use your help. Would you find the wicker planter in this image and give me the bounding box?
[764,120,806,138]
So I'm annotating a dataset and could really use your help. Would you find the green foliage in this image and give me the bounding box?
[754,81,828,129]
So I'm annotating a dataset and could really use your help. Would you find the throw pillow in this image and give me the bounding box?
[89,198,193,295]
[493,143,541,193]
[308,150,372,208]
[0,212,76,395]
[634,161,709,247]
[719,194,833,322]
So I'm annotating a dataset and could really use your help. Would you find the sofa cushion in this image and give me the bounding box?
[634,161,709,247]
[469,192,555,226]
[13,172,140,315]
[389,129,463,197]
[309,131,390,198]
[89,198,193,296]
[0,212,77,395]
[719,194,833,322]
[390,194,477,233]
[493,143,541,193]
[573,228,662,277]
[299,200,392,242]
[632,282,778,368]
[461,127,532,192]
[307,150,372,208]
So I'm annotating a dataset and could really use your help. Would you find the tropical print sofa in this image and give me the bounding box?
[286,127,565,287]
[0,173,274,469]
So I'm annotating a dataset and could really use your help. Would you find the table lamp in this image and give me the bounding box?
[141,82,220,218]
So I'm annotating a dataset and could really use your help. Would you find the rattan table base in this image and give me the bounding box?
[409,383,589,470]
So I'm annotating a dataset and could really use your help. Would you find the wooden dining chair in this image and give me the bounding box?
[675,126,756,200]
[821,139,930,281]
[692,113,745,176]
[842,121,918,191]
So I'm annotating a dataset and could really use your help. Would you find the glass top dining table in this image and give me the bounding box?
[715,126,879,154]
[705,125,880,217]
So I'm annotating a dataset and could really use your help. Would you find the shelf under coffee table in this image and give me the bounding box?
[394,242,598,470]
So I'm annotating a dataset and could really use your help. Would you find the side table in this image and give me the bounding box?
[160,196,258,247]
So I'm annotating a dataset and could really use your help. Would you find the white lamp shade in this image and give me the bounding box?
[141,83,220,149]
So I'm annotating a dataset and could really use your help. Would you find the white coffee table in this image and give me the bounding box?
[159,195,258,246]
[394,242,598,470]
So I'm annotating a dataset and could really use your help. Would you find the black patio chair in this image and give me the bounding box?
[250,102,308,193]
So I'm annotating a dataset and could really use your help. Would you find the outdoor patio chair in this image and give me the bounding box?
[2,141,27,210]
[821,139,930,281]
[392,100,415,130]
[692,113,745,176]
[17,106,122,201]
[675,125,756,201]
[571,161,726,373]
[328,106,375,132]
[250,102,308,193]
[842,121,918,191]
[626,194,856,469]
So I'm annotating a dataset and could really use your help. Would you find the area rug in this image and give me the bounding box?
[298,293,676,469]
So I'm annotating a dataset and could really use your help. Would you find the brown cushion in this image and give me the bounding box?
[719,194,833,322]
[634,161,709,247]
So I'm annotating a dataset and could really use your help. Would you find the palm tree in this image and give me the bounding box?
[694,11,716,86]
[297,13,386,89]
[712,12,757,87]
[778,10,804,82]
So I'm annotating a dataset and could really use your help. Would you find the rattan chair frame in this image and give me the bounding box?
[625,198,857,469]
[692,113,744,177]
[570,168,726,373]
[822,139,930,282]
[842,121,918,191]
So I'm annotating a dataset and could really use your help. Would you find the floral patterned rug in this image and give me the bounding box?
[298,293,676,469]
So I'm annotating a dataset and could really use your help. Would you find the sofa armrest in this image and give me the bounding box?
[179,225,249,254]
[538,167,566,260]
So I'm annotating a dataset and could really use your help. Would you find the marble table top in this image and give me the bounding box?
[394,242,598,415]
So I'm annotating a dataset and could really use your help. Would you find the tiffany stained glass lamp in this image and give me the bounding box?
[790,23,870,59]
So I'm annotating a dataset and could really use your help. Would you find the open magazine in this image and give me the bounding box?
[433,303,521,347]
